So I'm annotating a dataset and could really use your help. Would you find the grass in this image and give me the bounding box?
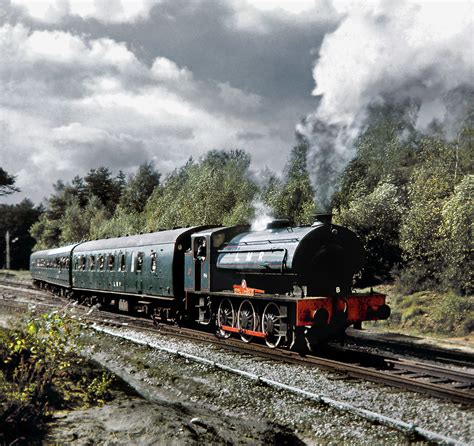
[363,284,473,338]
[0,269,31,283]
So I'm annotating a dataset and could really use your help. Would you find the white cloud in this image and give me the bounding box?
[218,82,262,111]
[11,0,158,24]
[151,57,193,83]
[228,0,338,32]
[0,23,286,204]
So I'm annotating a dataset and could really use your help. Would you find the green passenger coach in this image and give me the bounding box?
[30,244,77,293]
[70,227,211,314]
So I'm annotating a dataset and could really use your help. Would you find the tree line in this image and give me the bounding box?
[1,105,472,295]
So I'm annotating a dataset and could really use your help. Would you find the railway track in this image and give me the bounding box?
[1,282,473,406]
[91,314,474,406]
[346,329,474,368]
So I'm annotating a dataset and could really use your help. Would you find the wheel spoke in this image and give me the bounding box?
[217,298,234,339]
[262,302,284,348]
[237,300,256,343]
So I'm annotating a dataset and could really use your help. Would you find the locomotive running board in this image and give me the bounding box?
[220,325,266,338]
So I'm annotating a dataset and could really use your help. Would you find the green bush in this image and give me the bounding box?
[0,313,113,444]
[380,288,473,336]
[431,293,474,335]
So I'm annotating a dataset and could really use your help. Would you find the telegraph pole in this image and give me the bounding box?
[5,230,10,270]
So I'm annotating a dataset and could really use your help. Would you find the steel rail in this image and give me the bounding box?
[346,330,474,367]
[1,285,473,406]
[89,315,474,406]
[92,324,467,446]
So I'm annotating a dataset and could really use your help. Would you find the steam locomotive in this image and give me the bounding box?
[30,215,390,349]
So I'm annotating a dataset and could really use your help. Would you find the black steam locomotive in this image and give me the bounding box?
[31,215,389,349]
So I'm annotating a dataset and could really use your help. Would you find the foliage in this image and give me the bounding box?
[59,197,109,245]
[0,313,113,444]
[380,288,473,336]
[30,168,125,249]
[84,167,123,214]
[119,161,160,213]
[92,205,142,239]
[0,167,20,196]
[335,180,405,281]
[263,135,315,224]
[0,199,42,269]
[86,372,114,405]
[144,150,257,229]
[399,138,459,290]
[438,174,473,293]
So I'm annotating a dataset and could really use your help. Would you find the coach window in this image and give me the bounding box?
[89,255,95,271]
[137,252,144,272]
[120,253,126,272]
[150,252,157,272]
[99,254,105,270]
[108,254,114,271]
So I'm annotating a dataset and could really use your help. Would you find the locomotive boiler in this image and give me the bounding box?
[30,215,390,350]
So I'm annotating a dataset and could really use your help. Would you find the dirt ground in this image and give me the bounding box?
[45,392,300,445]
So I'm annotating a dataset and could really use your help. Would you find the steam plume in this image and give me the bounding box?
[251,200,273,231]
[299,1,473,210]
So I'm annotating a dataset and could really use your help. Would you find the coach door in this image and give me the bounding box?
[133,251,144,294]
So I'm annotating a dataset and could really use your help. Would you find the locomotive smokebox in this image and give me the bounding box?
[312,213,333,226]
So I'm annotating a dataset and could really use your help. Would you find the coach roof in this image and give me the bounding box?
[73,226,215,253]
[31,244,77,257]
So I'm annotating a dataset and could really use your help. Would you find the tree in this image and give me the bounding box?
[119,162,160,213]
[59,197,109,245]
[438,174,473,294]
[30,179,83,248]
[332,104,420,212]
[0,199,42,269]
[266,135,315,225]
[84,167,122,214]
[91,206,142,239]
[335,181,405,282]
[0,167,20,196]
[144,150,258,230]
[399,138,460,290]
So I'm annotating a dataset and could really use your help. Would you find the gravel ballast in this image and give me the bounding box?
[81,324,473,444]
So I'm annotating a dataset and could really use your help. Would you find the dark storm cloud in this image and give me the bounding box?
[15,0,338,107]
[0,0,342,205]
[236,131,265,141]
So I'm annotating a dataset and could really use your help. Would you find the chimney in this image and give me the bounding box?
[312,213,333,226]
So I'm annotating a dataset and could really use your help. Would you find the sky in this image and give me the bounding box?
[0,1,472,206]
[1,0,340,205]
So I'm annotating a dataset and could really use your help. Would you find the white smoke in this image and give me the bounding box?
[251,200,273,231]
[300,0,473,210]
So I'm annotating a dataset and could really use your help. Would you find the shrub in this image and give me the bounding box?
[0,313,113,444]
[431,293,474,336]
